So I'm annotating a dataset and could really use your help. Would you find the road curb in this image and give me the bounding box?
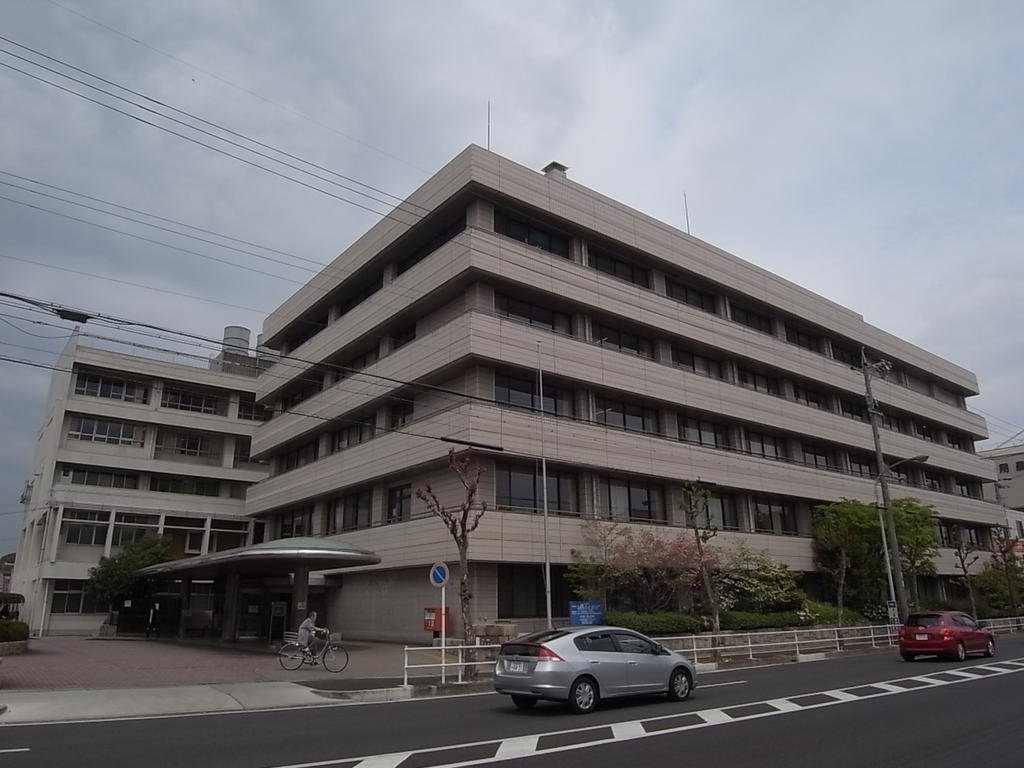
[313,680,493,702]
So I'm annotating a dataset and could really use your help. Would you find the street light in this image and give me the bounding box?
[874,454,929,622]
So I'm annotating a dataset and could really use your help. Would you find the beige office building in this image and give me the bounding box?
[248,146,1003,642]
[979,444,1024,538]
[12,330,268,635]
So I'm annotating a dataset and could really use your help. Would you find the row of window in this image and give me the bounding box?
[50,579,109,615]
[67,416,141,446]
[998,460,1024,473]
[276,483,413,538]
[75,371,264,420]
[59,466,247,498]
[488,209,968,412]
[491,296,974,452]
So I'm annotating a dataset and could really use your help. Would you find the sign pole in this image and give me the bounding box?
[440,583,446,685]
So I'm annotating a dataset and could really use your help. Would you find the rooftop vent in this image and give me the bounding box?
[541,161,568,178]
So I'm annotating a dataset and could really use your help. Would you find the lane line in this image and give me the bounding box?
[0,748,30,753]
[266,656,1024,768]
[701,680,747,689]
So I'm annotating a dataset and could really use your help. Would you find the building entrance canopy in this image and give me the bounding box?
[137,537,381,579]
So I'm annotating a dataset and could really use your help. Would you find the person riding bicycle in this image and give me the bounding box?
[297,610,327,658]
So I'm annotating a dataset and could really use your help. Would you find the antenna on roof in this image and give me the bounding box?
[487,100,491,151]
[683,192,691,234]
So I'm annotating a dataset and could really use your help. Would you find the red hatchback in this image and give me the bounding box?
[898,611,995,662]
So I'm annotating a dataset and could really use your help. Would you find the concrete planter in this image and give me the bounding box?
[0,640,28,656]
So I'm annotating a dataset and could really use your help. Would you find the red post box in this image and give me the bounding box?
[423,606,449,632]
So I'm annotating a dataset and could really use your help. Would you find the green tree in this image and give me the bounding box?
[566,519,625,603]
[891,499,940,610]
[87,534,171,605]
[716,543,803,613]
[979,526,1024,612]
[678,481,723,634]
[812,499,879,625]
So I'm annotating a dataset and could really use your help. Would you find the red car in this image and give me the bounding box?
[898,611,995,662]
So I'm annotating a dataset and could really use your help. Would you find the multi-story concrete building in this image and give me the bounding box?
[979,444,1024,538]
[247,146,1003,642]
[11,329,269,636]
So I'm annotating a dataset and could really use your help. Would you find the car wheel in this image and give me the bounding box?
[900,652,916,662]
[952,642,966,662]
[511,695,538,710]
[567,676,599,715]
[984,638,995,658]
[667,667,693,701]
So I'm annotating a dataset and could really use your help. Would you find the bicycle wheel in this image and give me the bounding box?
[321,644,349,672]
[279,642,306,671]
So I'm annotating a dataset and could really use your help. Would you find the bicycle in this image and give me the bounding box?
[278,629,349,672]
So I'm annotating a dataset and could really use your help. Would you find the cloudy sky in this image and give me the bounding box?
[1,0,1022,555]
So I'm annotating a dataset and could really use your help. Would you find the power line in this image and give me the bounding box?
[43,0,429,174]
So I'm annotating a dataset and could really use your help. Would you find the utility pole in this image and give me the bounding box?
[862,347,909,621]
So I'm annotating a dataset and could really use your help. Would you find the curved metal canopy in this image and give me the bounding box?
[136,537,381,580]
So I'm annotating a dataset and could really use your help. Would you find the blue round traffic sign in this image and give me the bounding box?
[430,562,449,587]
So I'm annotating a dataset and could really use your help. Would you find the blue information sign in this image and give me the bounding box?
[569,601,604,626]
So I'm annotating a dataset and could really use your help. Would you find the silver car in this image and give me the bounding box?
[493,625,697,714]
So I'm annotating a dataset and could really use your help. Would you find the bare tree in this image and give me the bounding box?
[416,450,488,648]
[678,481,722,635]
[950,526,982,617]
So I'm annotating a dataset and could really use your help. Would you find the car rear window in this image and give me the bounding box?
[905,614,944,627]
[500,630,569,656]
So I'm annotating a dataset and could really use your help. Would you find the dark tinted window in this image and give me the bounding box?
[575,632,617,652]
[905,613,944,627]
[613,632,657,654]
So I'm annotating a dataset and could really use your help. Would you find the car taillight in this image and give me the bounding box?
[941,629,955,639]
[537,646,564,661]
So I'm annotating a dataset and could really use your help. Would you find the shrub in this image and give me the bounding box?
[800,601,871,627]
[605,611,701,635]
[0,620,29,642]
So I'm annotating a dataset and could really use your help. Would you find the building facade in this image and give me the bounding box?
[244,146,1004,642]
[980,444,1024,538]
[11,330,269,636]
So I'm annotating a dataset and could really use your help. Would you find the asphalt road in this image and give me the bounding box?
[4,636,1024,768]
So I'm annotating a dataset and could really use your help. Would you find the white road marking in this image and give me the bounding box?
[0,748,30,753]
[701,680,747,689]
[257,656,1024,768]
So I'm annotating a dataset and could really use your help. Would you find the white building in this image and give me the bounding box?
[11,329,269,636]
[246,146,1006,641]
[979,444,1024,538]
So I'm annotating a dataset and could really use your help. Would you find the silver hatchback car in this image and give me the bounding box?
[493,626,697,714]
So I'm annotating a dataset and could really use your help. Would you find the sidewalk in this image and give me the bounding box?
[0,635,459,723]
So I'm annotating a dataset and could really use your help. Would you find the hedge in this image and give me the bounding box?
[604,611,702,635]
[0,620,29,642]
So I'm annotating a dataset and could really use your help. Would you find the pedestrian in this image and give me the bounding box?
[0,604,9,620]
[146,604,160,638]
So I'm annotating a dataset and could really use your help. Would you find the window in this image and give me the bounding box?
[752,498,798,535]
[156,432,214,458]
[831,343,860,367]
[666,278,715,312]
[286,314,328,350]
[1017,461,1024,472]
[965,526,982,547]
[801,444,831,470]
[233,437,254,467]
[495,294,569,333]
[495,463,577,514]
[329,489,373,533]
[613,632,658,655]
[737,368,781,396]
[793,385,826,410]
[64,509,107,545]
[336,274,384,319]
[937,522,953,548]
[575,632,617,652]
[67,417,139,446]
[707,494,743,531]
[747,431,783,460]
[64,467,138,489]
[495,373,573,416]
[332,418,375,451]
[162,386,225,415]
[955,479,978,498]
[336,348,379,382]
[905,372,931,395]
[280,507,312,538]
[74,372,147,403]
[149,475,220,496]
[390,325,416,351]
[786,325,820,352]
[494,211,570,257]
[998,463,1009,474]
[591,250,650,288]
[50,579,108,615]
[395,218,465,275]
[595,396,657,433]
[880,412,904,433]
[238,394,270,421]
[386,485,412,524]
[679,415,728,448]
[914,423,934,442]
[280,440,319,472]
[497,563,571,619]
[891,466,910,485]
[673,348,722,379]
[390,401,414,429]
[839,398,867,422]
[731,304,774,334]
[185,530,204,554]
[923,472,944,491]
[1017,521,1024,538]
[849,456,875,478]
[592,323,654,358]
[599,476,664,523]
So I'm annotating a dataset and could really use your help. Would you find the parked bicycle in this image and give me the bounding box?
[278,629,349,672]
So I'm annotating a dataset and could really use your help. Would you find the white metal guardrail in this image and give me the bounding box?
[402,615,1024,683]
